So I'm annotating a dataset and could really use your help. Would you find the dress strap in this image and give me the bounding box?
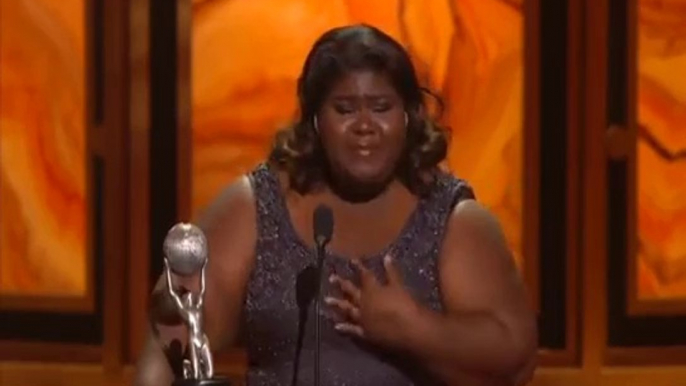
[248,163,286,243]
[416,172,476,247]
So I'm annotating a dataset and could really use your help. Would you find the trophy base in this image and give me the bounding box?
[172,377,232,386]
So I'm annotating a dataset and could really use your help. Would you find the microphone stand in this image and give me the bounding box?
[313,239,327,386]
[312,204,333,386]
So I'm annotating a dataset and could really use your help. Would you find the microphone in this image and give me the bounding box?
[291,265,317,386]
[314,204,334,248]
[312,204,333,386]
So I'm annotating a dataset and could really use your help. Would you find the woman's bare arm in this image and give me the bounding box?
[403,200,538,385]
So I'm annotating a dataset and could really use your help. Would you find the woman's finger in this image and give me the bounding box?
[383,254,403,286]
[334,323,365,338]
[324,296,361,321]
[349,259,378,288]
[330,275,362,304]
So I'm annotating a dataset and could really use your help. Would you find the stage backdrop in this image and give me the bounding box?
[190,0,526,266]
[636,0,686,300]
[1,0,682,309]
[0,0,88,300]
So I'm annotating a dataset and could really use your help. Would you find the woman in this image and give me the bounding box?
[134,24,537,386]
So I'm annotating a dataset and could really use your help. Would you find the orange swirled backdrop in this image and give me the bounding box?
[0,0,87,298]
[191,0,525,265]
[637,0,686,299]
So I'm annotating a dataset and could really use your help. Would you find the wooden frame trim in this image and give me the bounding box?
[560,0,583,366]
[530,367,686,386]
[533,0,578,361]
[82,0,105,319]
[624,0,640,317]
[0,294,95,313]
[101,0,130,374]
[523,0,541,313]
[599,367,686,386]
[539,350,578,368]
[581,0,609,377]
[9,362,686,386]
[0,363,131,386]
[605,346,686,366]
[176,0,192,222]
[0,362,246,386]
[627,298,686,316]
[127,0,152,364]
[0,342,101,363]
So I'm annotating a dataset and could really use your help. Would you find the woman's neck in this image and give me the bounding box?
[324,178,412,216]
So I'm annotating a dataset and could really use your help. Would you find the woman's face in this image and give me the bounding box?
[317,70,407,192]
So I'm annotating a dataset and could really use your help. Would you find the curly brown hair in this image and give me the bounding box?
[268,24,450,197]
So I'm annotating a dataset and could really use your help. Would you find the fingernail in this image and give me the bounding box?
[329,275,337,283]
[324,297,334,304]
[384,255,392,264]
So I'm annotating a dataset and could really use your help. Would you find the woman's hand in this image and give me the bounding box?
[326,255,421,350]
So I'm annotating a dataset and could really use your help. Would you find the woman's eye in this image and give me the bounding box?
[334,104,355,114]
[372,103,391,113]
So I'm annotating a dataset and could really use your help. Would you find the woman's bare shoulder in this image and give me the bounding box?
[197,175,253,222]
[194,175,257,252]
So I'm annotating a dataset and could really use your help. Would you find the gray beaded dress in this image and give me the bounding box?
[240,163,475,386]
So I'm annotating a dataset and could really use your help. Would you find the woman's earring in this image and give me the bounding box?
[404,112,409,128]
[314,116,319,134]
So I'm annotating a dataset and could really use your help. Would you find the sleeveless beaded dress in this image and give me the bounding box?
[240,163,475,386]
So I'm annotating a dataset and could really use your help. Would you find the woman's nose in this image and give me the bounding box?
[352,111,375,135]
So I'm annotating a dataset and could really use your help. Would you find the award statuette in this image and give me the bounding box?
[162,223,231,386]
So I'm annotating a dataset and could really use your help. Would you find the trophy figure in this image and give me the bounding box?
[163,223,231,386]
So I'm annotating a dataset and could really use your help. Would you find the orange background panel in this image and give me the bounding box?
[0,0,87,297]
[191,0,525,265]
[636,0,686,299]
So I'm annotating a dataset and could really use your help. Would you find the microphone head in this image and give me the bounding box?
[313,204,334,246]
